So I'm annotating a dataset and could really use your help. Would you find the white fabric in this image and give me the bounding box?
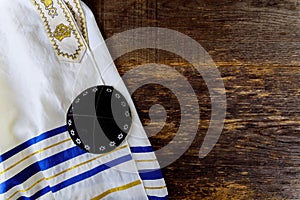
[0,0,168,199]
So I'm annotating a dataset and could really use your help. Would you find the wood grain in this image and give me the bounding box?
[83,0,300,199]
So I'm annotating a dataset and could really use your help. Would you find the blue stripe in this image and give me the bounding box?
[0,126,67,163]
[16,154,132,200]
[17,187,51,200]
[148,195,169,200]
[130,146,153,153]
[52,154,132,192]
[139,169,163,180]
[0,146,85,194]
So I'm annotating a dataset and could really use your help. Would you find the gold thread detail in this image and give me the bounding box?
[145,186,167,190]
[32,0,85,60]
[41,0,53,8]
[73,0,88,43]
[56,0,85,59]
[0,138,71,176]
[53,23,71,41]
[65,0,88,43]
[91,180,142,200]
[6,145,129,200]
[41,0,58,18]
[65,1,76,18]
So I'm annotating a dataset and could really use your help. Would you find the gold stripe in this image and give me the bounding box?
[135,159,157,163]
[46,145,128,180]
[7,178,46,200]
[91,180,142,200]
[6,145,129,200]
[0,138,71,175]
[145,186,167,190]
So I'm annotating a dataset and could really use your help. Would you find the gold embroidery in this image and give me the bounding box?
[56,0,85,60]
[41,0,58,18]
[64,0,89,44]
[91,180,142,200]
[32,0,86,61]
[41,0,53,7]
[53,23,71,41]
[73,0,88,44]
[48,7,58,18]
[65,1,76,20]
[6,145,129,200]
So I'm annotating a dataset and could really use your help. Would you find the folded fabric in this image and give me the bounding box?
[0,0,168,199]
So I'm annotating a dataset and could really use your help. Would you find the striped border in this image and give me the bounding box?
[130,145,168,199]
[15,154,132,199]
[0,146,85,194]
[0,126,67,163]
[0,126,168,199]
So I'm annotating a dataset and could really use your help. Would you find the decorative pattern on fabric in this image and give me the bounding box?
[32,0,86,63]
[53,23,71,41]
[41,0,58,18]
[63,0,89,44]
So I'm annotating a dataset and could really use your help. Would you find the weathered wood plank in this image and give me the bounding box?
[156,0,300,66]
[119,61,300,199]
[83,0,300,199]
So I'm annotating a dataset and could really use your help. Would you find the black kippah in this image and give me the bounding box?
[66,85,132,154]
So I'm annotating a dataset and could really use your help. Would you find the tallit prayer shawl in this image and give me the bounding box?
[0,0,168,199]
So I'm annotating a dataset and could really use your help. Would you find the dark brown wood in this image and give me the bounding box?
[83,0,300,199]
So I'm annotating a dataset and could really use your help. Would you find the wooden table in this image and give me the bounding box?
[83,0,300,199]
